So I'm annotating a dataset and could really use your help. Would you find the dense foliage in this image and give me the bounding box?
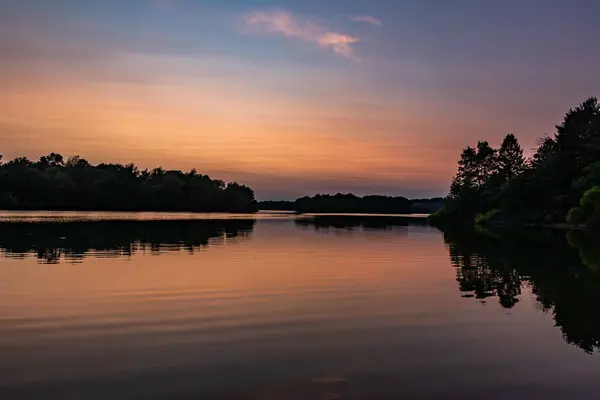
[294,193,412,214]
[0,154,257,212]
[433,97,600,228]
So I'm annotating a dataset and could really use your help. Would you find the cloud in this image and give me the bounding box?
[244,10,360,59]
[317,33,359,58]
[350,16,382,26]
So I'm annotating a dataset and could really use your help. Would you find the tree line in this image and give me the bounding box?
[259,195,444,214]
[431,97,600,228]
[296,193,413,213]
[0,153,257,212]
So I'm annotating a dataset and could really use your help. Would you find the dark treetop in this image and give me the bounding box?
[0,154,257,212]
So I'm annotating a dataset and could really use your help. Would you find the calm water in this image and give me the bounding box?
[1,212,600,399]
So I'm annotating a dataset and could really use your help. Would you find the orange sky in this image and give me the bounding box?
[1,1,599,199]
[0,59,459,198]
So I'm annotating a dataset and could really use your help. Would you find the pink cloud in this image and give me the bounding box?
[244,10,360,59]
[317,33,360,58]
[350,16,383,26]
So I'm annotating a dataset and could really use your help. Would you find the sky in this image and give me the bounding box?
[1,0,599,200]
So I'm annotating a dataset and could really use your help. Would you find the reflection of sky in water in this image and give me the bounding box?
[0,210,292,222]
[0,215,600,399]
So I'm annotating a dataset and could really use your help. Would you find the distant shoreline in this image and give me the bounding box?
[259,195,444,215]
[0,209,430,217]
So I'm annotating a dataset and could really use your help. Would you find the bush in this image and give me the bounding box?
[566,207,586,225]
[544,211,565,224]
[581,186,600,214]
[427,209,448,227]
[580,187,600,228]
[427,209,472,228]
[475,209,501,225]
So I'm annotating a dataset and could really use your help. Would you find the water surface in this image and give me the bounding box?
[1,212,600,399]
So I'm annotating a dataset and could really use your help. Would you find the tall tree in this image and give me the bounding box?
[531,136,557,169]
[452,146,478,191]
[497,134,525,181]
[475,141,498,187]
[555,97,600,159]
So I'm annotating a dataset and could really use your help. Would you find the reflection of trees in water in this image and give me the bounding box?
[448,241,522,308]
[443,227,600,354]
[295,216,426,232]
[567,231,600,273]
[0,220,255,264]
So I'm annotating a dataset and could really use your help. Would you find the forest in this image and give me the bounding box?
[0,154,257,212]
[431,96,600,229]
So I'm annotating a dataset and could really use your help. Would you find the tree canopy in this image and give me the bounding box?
[0,154,257,212]
[433,96,600,228]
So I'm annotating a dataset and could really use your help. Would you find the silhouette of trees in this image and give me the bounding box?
[258,197,444,214]
[38,152,64,168]
[434,97,600,227]
[444,139,511,217]
[0,154,257,212]
[294,193,412,214]
[497,134,525,182]
[258,200,295,211]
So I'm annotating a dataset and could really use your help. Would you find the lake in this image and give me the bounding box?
[1,212,600,399]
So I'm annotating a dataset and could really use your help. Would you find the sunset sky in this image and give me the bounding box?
[1,0,599,199]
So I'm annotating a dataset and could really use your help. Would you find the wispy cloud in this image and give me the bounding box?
[244,10,360,59]
[350,16,382,26]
